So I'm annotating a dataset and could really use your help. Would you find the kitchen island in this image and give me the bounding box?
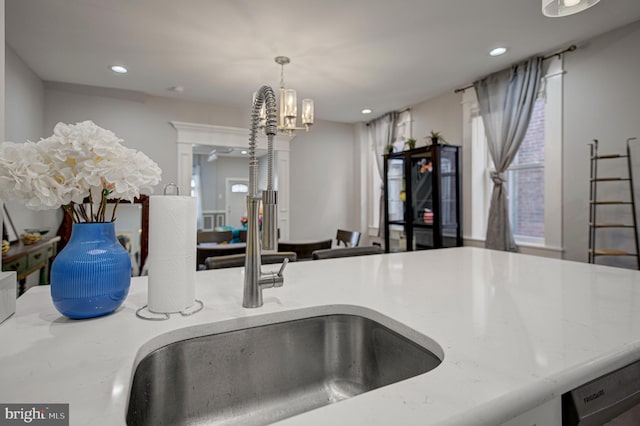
[1,247,640,425]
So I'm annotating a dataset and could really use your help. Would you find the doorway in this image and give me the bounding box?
[226,178,249,228]
[172,121,292,240]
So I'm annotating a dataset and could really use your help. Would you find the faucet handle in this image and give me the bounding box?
[271,258,289,288]
[277,258,289,277]
[258,258,288,290]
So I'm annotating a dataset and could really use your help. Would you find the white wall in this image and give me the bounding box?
[5,46,43,142]
[3,45,62,234]
[411,91,463,149]
[11,19,639,265]
[411,91,465,241]
[5,67,361,242]
[43,83,247,191]
[196,154,249,213]
[363,92,464,240]
[403,21,640,267]
[289,119,358,241]
[563,21,640,266]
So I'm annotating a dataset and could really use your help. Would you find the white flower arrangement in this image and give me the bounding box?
[0,120,162,222]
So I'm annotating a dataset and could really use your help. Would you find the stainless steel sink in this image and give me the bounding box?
[126,314,442,425]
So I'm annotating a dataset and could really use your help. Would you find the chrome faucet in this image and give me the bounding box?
[243,86,288,308]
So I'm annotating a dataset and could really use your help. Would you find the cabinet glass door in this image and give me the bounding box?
[439,147,459,247]
[386,156,406,251]
[411,152,434,249]
[411,153,433,225]
[386,157,405,223]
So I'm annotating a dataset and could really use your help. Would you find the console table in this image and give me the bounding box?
[2,236,60,296]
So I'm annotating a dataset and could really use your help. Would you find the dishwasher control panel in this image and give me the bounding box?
[562,358,640,425]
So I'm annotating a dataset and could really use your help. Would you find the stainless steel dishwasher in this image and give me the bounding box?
[562,358,640,425]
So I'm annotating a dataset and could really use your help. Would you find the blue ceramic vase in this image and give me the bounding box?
[51,222,131,319]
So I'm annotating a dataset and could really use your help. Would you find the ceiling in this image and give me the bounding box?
[6,0,640,123]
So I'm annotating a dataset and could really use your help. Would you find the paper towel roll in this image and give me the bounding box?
[147,195,197,313]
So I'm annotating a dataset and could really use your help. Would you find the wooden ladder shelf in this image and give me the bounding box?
[588,138,640,269]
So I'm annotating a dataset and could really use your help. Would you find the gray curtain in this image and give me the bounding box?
[369,112,399,237]
[474,56,543,251]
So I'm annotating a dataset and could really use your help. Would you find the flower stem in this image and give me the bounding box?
[88,189,94,221]
[71,204,79,223]
[63,205,77,223]
[95,200,102,222]
[110,199,120,222]
[99,189,108,222]
[78,204,89,222]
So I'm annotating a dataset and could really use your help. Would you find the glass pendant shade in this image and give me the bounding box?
[542,0,600,17]
[284,89,297,118]
[268,56,314,133]
[302,99,314,125]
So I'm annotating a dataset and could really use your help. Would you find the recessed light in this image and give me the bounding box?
[489,47,507,57]
[361,108,372,114]
[241,150,248,155]
[110,65,128,74]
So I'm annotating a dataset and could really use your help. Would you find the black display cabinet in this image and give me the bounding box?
[383,144,462,252]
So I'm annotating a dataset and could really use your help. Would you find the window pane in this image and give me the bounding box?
[476,94,546,243]
[231,183,248,193]
[512,97,545,166]
[440,148,458,231]
[507,167,544,238]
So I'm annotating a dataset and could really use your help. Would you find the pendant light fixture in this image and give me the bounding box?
[256,56,314,135]
[542,0,600,17]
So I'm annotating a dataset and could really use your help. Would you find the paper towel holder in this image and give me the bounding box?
[135,300,204,321]
[163,183,179,196]
[136,183,202,321]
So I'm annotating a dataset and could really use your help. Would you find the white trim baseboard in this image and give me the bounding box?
[463,237,564,259]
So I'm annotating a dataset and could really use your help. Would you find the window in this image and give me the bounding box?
[231,183,248,193]
[465,57,563,254]
[472,96,545,244]
[504,97,546,241]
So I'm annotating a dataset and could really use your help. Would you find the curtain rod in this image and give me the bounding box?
[453,44,577,94]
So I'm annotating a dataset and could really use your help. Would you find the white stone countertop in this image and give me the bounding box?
[2,247,640,425]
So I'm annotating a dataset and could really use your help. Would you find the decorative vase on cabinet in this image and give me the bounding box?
[383,144,462,253]
[51,222,131,319]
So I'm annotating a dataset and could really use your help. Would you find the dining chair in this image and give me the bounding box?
[278,239,332,260]
[311,245,384,260]
[336,229,361,247]
[205,252,297,269]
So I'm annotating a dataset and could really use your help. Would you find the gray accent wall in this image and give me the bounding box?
[563,21,640,266]
[289,120,358,241]
[196,154,249,213]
